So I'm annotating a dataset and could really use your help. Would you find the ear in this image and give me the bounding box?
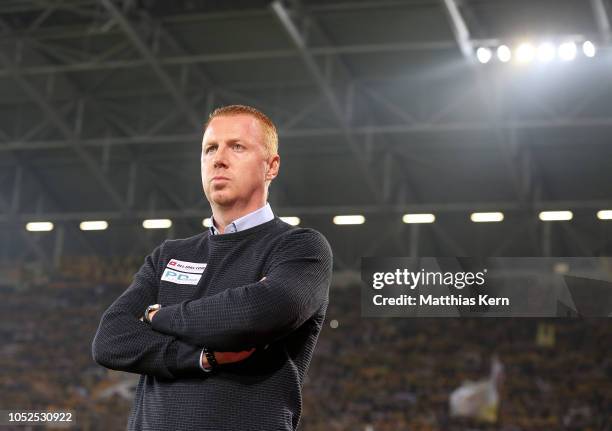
[265,154,280,181]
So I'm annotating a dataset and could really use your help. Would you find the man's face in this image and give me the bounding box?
[201,114,277,209]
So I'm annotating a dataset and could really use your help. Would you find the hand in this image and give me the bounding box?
[202,348,255,369]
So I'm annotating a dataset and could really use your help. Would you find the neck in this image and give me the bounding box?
[211,200,267,234]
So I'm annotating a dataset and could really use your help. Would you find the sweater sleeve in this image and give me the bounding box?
[150,229,333,351]
[91,242,206,379]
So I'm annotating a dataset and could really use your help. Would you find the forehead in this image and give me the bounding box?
[203,114,264,143]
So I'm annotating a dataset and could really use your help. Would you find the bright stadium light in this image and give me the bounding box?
[583,40,596,58]
[203,217,213,227]
[539,211,573,221]
[333,215,365,225]
[516,43,535,63]
[537,43,556,62]
[497,45,512,62]
[280,216,301,226]
[402,213,435,224]
[143,218,172,229]
[26,221,54,232]
[558,41,577,61]
[597,210,612,220]
[476,47,492,64]
[470,212,504,223]
[80,220,108,231]
[553,262,570,274]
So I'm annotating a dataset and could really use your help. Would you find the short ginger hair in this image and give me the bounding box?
[204,104,278,159]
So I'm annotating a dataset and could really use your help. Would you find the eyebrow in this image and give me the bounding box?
[203,138,246,147]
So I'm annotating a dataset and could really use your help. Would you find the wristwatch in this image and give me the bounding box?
[203,347,218,369]
[144,304,162,324]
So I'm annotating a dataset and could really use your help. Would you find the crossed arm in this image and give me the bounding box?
[91,243,203,380]
[92,229,332,379]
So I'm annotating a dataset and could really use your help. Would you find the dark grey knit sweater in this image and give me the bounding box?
[91,217,333,430]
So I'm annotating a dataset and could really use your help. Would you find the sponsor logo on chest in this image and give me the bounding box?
[161,259,207,285]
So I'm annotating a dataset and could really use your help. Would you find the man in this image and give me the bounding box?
[92,105,333,430]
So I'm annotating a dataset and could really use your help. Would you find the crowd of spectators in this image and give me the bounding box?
[0,256,610,430]
[301,288,611,430]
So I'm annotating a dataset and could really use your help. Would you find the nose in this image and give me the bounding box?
[212,145,229,169]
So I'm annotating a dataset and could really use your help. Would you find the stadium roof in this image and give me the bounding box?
[1,0,612,265]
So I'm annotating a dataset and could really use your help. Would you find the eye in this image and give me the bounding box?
[204,145,216,154]
[232,143,244,151]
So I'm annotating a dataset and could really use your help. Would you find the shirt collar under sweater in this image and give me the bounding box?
[209,202,274,235]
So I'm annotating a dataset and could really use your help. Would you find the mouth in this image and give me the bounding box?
[211,176,230,182]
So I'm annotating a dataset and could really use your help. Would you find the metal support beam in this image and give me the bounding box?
[0,158,53,268]
[126,160,138,208]
[300,10,426,206]
[1,21,205,228]
[591,0,611,44]
[4,152,102,257]
[273,0,391,202]
[88,98,206,233]
[0,51,128,211]
[7,114,612,152]
[145,92,208,135]
[0,203,52,266]
[2,198,611,223]
[5,19,212,238]
[0,20,122,262]
[280,96,323,129]
[10,165,22,214]
[442,0,474,61]
[16,101,75,142]
[27,6,55,31]
[0,40,458,78]
[271,2,347,124]
[137,12,271,123]
[100,0,202,129]
[469,59,549,218]
[112,7,298,142]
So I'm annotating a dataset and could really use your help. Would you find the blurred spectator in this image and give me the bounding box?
[0,259,610,430]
